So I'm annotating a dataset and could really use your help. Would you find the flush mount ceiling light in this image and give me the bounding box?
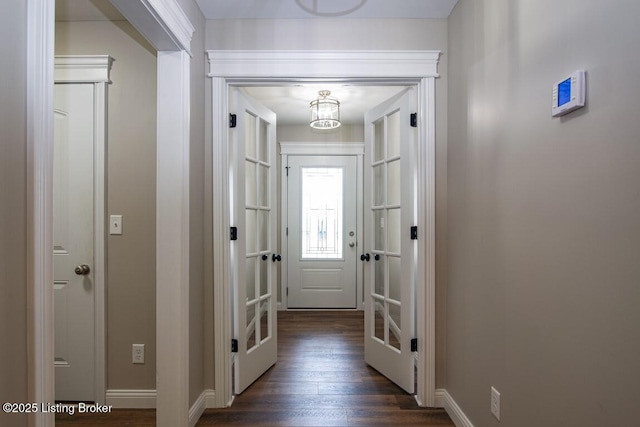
[310,90,341,129]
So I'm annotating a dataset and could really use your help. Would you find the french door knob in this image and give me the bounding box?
[348,242,355,248]
[261,254,268,261]
[360,253,370,262]
[374,254,381,261]
[74,264,91,276]
[272,254,282,262]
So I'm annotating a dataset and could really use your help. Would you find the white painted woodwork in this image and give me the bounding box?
[27,1,56,424]
[286,156,358,308]
[363,89,417,394]
[155,50,191,426]
[231,89,278,394]
[208,49,439,407]
[53,83,96,401]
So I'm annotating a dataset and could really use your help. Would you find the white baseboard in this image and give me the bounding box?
[105,389,156,408]
[189,389,214,427]
[439,389,474,427]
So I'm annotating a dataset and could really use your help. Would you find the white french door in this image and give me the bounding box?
[231,89,279,394]
[363,88,417,393]
[286,155,358,309]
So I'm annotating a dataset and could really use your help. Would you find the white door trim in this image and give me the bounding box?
[279,142,364,311]
[27,1,193,426]
[54,54,113,405]
[27,2,56,425]
[208,49,439,407]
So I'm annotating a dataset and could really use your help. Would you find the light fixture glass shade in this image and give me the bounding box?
[310,90,341,129]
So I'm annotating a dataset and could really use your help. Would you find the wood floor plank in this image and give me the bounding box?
[57,311,454,426]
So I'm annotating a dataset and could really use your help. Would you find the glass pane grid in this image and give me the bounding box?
[369,108,405,354]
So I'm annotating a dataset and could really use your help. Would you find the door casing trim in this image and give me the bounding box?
[279,142,365,311]
[208,49,439,407]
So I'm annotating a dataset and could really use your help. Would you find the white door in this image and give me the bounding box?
[286,155,358,308]
[53,83,96,401]
[363,89,417,393]
[231,89,279,394]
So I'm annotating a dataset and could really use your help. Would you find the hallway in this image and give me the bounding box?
[197,311,453,426]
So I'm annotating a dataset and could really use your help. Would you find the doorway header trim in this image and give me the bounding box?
[206,50,440,79]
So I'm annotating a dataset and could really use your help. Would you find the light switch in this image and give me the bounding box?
[110,215,123,235]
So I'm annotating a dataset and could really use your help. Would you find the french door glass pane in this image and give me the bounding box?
[245,112,256,159]
[374,210,385,251]
[246,210,257,254]
[301,167,343,259]
[374,119,384,162]
[387,110,401,158]
[373,164,385,206]
[259,210,268,252]
[388,303,402,351]
[260,299,270,342]
[374,255,385,296]
[246,303,256,351]
[259,257,268,297]
[388,256,401,302]
[245,161,257,206]
[374,299,385,342]
[387,160,401,206]
[246,257,256,302]
[388,208,401,254]
[258,165,269,207]
[258,119,268,162]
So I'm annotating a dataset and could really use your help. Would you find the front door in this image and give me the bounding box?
[286,155,358,308]
[53,83,96,401]
[363,88,417,394]
[231,89,279,394]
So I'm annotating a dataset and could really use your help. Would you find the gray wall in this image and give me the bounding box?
[205,18,450,389]
[0,1,28,425]
[55,20,158,392]
[447,0,640,425]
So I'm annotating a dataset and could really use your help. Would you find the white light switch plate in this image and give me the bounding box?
[110,215,123,235]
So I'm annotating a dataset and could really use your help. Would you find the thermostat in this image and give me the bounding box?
[552,70,586,117]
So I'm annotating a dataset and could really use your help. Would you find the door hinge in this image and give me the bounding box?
[230,226,238,241]
[410,112,418,128]
[286,287,288,296]
[410,226,418,240]
[285,166,290,176]
[231,339,238,353]
[411,338,418,352]
[229,113,237,128]
[286,227,288,236]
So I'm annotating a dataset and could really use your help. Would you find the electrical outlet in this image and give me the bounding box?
[491,386,501,421]
[132,344,145,364]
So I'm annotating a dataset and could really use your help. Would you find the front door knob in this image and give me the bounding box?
[74,264,91,276]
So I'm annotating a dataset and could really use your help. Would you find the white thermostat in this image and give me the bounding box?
[552,70,586,117]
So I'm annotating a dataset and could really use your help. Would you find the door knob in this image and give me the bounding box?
[74,264,91,276]
[261,254,269,261]
[374,254,381,261]
[349,242,355,248]
[360,253,370,262]
[272,254,282,262]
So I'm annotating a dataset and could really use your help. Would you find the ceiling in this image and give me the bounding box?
[196,0,459,20]
[55,0,440,126]
[243,85,408,126]
[56,0,459,21]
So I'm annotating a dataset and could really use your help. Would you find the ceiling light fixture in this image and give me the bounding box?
[310,90,341,129]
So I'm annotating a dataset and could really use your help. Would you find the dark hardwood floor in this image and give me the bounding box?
[56,311,453,426]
